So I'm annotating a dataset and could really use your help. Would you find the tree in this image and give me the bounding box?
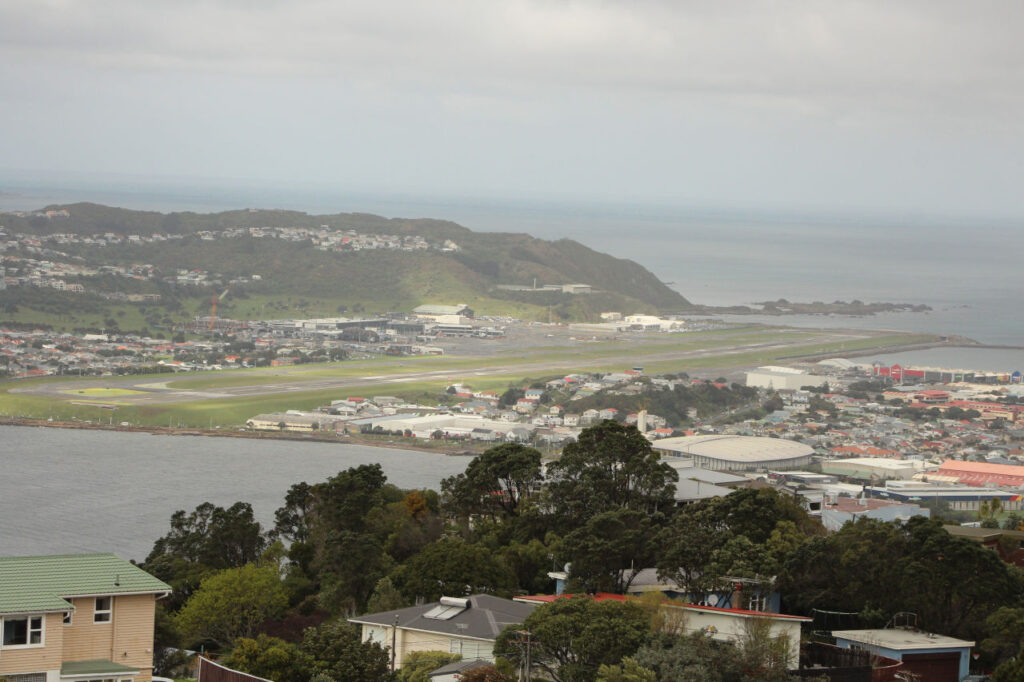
[495,597,650,682]
[146,501,267,570]
[225,634,308,682]
[634,631,793,682]
[656,505,730,594]
[274,482,315,544]
[175,563,288,648]
[396,651,460,682]
[441,443,543,519]
[544,421,677,532]
[300,620,392,682]
[779,517,1022,641]
[596,658,657,682]
[458,666,515,682]
[310,464,395,612]
[390,538,517,602]
[560,509,659,593]
[365,576,407,613]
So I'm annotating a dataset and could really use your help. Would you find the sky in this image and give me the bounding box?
[2,1,1024,218]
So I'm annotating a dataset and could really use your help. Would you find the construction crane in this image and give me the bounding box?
[208,287,230,330]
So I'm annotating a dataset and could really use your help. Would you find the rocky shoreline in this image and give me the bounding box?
[0,417,483,456]
[696,299,932,316]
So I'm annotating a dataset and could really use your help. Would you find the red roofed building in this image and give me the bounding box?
[937,459,1024,488]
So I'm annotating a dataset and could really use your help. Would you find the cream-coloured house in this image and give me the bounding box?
[348,595,535,669]
[0,554,171,682]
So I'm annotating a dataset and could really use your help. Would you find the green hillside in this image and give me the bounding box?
[0,203,693,329]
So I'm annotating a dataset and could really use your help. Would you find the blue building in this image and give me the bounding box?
[832,628,974,682]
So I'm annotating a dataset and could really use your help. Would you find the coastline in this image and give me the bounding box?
[0,417,483,457]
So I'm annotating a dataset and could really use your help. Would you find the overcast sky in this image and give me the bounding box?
[2,1,1023,218]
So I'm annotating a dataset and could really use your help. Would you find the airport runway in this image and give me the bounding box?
[12,328,897,406]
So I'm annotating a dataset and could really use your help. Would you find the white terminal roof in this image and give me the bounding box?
[656,435,814,463]
[833,629,974,650]
[828,458,921,470]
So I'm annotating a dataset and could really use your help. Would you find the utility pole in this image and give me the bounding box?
[390,615,399,673]
[516,629,532,682]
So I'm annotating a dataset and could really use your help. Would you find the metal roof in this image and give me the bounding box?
[349,594,535,641]
[0,554,170,615]
[832,628,974,650]
[62,660,140,677]
[656,435,813,463]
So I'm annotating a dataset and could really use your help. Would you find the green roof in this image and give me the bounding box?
[0,554,170,615]
[61,659,140,677]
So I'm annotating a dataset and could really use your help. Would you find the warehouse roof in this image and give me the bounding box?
[656,435,813,463]
[0,554,170,615]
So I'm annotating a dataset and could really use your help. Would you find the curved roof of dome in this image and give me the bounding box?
[655,435,813,463]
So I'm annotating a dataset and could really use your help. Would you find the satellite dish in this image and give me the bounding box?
[707,594,720,606]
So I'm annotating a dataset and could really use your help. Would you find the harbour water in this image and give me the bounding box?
[0,425,471,561]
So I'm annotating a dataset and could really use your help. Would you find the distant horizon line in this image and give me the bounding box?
[1,173,1023,229]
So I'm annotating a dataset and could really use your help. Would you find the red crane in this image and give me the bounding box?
[208,287,230,330]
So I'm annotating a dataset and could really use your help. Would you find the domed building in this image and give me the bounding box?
[653,435,814,472]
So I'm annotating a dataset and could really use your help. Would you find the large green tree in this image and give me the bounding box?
[147,501,267,569]
[544,421,677,532]
[496,597,650,682]
[780,516,1022,640]
[309,464,397,612]
[225,634,308,682]
[634,631,793,682]
[390,537,518,602]
[175,563,288,648]
[441,443,543,519]
[300,621,392,682]
[559,509,660,593]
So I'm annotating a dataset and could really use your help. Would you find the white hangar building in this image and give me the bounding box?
[746,366,827,390]
[654,435,815,472]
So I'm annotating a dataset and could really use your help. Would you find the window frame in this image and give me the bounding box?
[93,597,113,624]
[2,614,46,648]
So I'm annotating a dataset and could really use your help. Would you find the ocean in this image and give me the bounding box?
[0,425,471,561]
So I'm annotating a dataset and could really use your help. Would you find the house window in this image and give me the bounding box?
[3,615,44,646]
[5,673,47,682]
[449,639,463,655]
[94,597,112,623]
[63,611,73,625]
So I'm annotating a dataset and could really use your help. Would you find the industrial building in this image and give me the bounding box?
[746,366,827,390]
[937,459,1024,488]
[822,457,922,481]
[654,435,814,471]
[865,480,1023,512]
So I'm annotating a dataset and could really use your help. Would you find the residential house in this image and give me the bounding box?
[0,553,170,682]
[832,629,974,682]
[515,594,808,669]
[348,595,534,669]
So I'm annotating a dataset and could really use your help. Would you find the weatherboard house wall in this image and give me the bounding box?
[0,554,170,682]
